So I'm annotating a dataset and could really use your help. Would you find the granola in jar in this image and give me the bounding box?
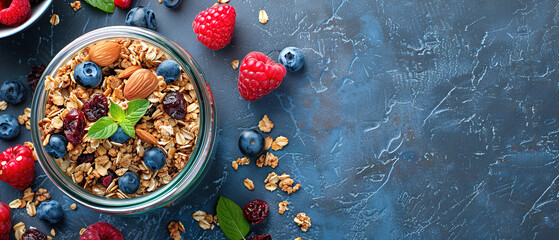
[39,39,200,198]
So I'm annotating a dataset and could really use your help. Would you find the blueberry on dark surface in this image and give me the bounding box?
[0,114,20,140]
[63,108,86,145]
[74,61,102,88]
[238,130,265,157]
[77,153,95,164]
[83,93,109,122]
[125,7,157,30]
[162,91,187,119]
[278,47,305,72]
[163,0,182,8]
[109,126,130,144]
[22,228,48,240]
[243,199,269,224]
[44,134,67,158]
[27,64,46,91]
[247,234,272,240]
[37,200,64,224]
[156,60,181,83]
[118,171,140,194]
[0,79,25,104]
[143,147,167,170]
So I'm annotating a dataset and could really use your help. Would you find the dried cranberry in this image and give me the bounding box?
[243,199,269,224]
[64,108,86,145]
[144,105,157,117]
[27,64,46,91]
[162,91,187,119]
[83,94,109,122]
[22,228,47,240]
[77,153,95,164]
[247,234,272,240]
[100,169,117,187]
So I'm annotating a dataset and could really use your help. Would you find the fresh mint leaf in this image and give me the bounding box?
[83,0,115,13]
[125,99,150,124]
[216,196,249,240]
[109,101,126,123]
[87,117,118,139]
[119,119,135,138]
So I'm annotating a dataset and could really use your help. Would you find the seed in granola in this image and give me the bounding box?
[83,94,109,122]
[244,178,255,190]
[162,91,187,119]
[258,115,273,132]
[63,108,86,145]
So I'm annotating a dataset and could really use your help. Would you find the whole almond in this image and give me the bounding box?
[118,65,142,79]
[136,129,158,145]
[89,42,121,67]
[124,69,158,100]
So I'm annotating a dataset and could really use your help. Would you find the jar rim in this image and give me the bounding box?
[30,26,216,214]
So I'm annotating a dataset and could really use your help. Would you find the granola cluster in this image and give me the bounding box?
[39,39,200,198]
[192,210,218,230]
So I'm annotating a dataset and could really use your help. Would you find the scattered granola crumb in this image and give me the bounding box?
[26,202,36,217]
[13,222,26,240]
[218,0,230,3]
[47,236,53,240]
[295,238,302,240]
[192,210,216,230]
[259,10,268,24]
[259,115,274,132]
[50,14,60,26]
[264,136,273,150]
[278,201,289,214]
[167,221,185,240]
[70,1,82,12]
[232,156,250,170]
[79,228,87,235]
[294,213,311,232]
[244,178,255,190]
[0,101,7,111]
[231,59,239,70]
[271,136,288,151]
[51,228,56,236]
[9,199,22,209]
[70,203,77,210]
[158,0,162,3]
[256,152,278,168]
[35,188,51,206]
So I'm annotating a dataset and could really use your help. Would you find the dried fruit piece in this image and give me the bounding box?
[162,91,187,119]
[22,228,47,240]
[83,94,109,122]
[123,69,158,100]
[76,153,95,164]
[89,42,121,67]
[243,200,269,224]
[63,109,86,145]
[27,64,46,91]
[247,234,271,240]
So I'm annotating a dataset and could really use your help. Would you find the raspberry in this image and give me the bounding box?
[114,0,130,9]
[80,222,124,240]
[192,4,236,50]
[243,199,269,224]
[0,202,10,240]
[0,0,9,11]
[27,64,46,91]
[238,52,287,101]
[0,0,31,27]
[0,145,34,190]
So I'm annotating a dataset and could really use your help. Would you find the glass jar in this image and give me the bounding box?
[30,26,216,214]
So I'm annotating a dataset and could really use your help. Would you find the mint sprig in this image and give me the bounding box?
[216,196,249,240]
[83,0,115,13]
[87,99,150,139]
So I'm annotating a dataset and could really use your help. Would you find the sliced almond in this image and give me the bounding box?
[124,69,158,100]
[118,65,142,79]
[89,41,121,67]
[136,129,158,145]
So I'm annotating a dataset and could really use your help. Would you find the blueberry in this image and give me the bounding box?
[163,0,181,8]
[109,126,130,143]
[125,7,157,31]
[238,130,265,157]
[278,47,305,72]
[0,114,20,140]
[37,200,64,224]
[143,147,167,170]
[118,171,140,194]
[74,61,102,88]
[156,60,181,83]
[0,79,25,104]
[44,134,67,158]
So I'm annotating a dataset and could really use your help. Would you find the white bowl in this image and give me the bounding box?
[0,0,53,39]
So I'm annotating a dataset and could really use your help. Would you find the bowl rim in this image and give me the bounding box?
[0,0,54,39]
[30,26,217,214]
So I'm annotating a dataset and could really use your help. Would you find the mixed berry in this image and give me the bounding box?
[279,47,305,72]
[37,200,64,224]
[157,60,181,84]
[83,93,109,122]
[63,108,87,145]
[243,199,270,225]
[238,130,265,157]
[74,62,103,88]
[80,222,124,240]
[162,91,187,119]
[0,79,25,104]
[117,171,140,194]
[44,134,68,158]
[143,147,167,171]
[125,7,157,31]
[0,203,10,240]
[0,114,20,140]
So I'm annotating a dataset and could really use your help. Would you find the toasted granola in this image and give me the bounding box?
[70,1,82,12]
[167,221,185,240]
[256,152,278,168]
[258,115,273,132]
[271,136,288,151]
[192,210,217,230]
[243,178,255,190]
[39,39,200,198]
[278,201,289,214]
[294,213,311,232]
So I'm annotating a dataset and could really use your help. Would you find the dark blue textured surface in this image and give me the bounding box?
[1,0,559,239]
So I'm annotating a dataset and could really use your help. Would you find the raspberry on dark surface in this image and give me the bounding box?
[27,64,46,91]
[22,228,47,240]
[243,199,270,224]
[192,4,236,50]
[0,145,35,190]
[238,52,287,101]
[0,202,10,236]
[79,222,124,240]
